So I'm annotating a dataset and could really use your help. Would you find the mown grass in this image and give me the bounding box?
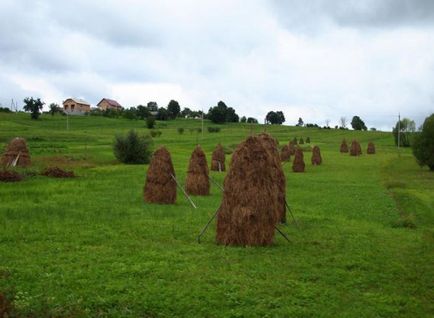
[0,112,433,317]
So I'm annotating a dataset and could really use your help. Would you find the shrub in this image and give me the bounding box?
[146,116,156,129]
[113,130,153,164]
[306,137,310,143]
[208,127,221,133]
[150,130,162,138]
[177,127,184,134]
[196,128,203,133]
[299,137,304,144]
[412,113,434,171]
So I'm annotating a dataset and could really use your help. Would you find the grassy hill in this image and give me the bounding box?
[0,112,433,317]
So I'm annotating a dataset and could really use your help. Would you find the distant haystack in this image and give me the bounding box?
[216,136,279,246]
[185,145,210,196]
[1,137,31,167]
[367,142,376,154]
[258,133,286,224]
[292,147,305,172]
[311,146,322,165]
[288,142,296,155]
[280,144,291,162]
[340,139,349,153]
[144,147,177,204]
[350,140,362,156]
[210,143,225,171]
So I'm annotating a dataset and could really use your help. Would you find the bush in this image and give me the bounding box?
[150,130,162,138]
[306,137,310,143]
[208,127,221,133]
[412,113,434,170]
[146,116,156,129]
[113,130,153,164]
[177,127,184,134]
[0,107,12,113]
[299,137,304,144]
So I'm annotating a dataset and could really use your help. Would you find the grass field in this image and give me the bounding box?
[0,112,433,317]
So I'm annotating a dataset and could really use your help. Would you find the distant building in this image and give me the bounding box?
[97,98,122,111]
[63,98,91,115]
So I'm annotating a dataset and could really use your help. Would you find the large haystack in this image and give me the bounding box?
[185,145,210,196]
[292,147,305,172]
[210,143,225,171]
[311,146,322,165]
[144,147,177,204]
[216,136,279,246]
[350,140,362,156]
[280,144,291,162]
[1,137,31,167]
[258,133,286,224]
[340,139,349,153]
[367,142,376,154]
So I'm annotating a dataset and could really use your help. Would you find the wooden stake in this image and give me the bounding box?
[171,174,197,209]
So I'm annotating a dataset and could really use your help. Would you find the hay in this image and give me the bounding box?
[292,147,305,172]
[311,146,322,165]
[0,170,23,182]
[280,144,291,161]
[350,140,362,156]
[258,133,286,224]
[288,142,296,155]
[144,147,177,204]
[42,167,75,178]
[216,136,279,246]
[185,145,210,196]
[340,139,349,153]
[0,293,12,318]
[1,137,31,167]
[210,143,225,171]
[367,142,376,154]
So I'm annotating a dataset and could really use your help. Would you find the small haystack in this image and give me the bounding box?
[144,147,177,204]
[259,133,286,224]
[42,167,75,178]
[292,147,305,172]
[367,142,376,154]
[185,145,210,196]
[1,137,31,167]
[311,146,322,165]
[340,139,349,153]
[350,140,362,156]
[210,143,225,171]
[288,142,296,155]
[280,144,291,161]
[0,170,23,182]
[216,136,279,246]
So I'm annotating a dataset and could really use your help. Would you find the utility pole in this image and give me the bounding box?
[66,111,69,130]
[201,108,204,142]
[397,113,401,155]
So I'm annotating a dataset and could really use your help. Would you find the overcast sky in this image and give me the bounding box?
[1,0,433,130]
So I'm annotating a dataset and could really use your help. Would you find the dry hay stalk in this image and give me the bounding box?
[1,137,31,167]
[340,139,349,153]
[367,142,376,154]
[210,143,225,171]
[216,136,279,246]
[292,147,305,172]
[280,144,291,162]
[144,147,177,204]
[42,167,75,178]
[185,145,210,196]
[350,140,362,156]
[311,145,322,165]
[258,133,286,224]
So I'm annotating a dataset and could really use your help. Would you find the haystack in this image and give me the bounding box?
[216,136,279,246]
[144,147,177,204]
[292,147,305,172]
[280,144,291,162]
[185,145,210,196]
[311,146,322,165]
[340,139,349,153]
[210,143,225,171]
[1,137,31,167]
[350,140,362,156]
[42,167,75,178]
[258,133,286,224]
[367,142,376,154]
[288,142,296,155]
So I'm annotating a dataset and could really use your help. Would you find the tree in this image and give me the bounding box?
[136,105,150,119]
[48,103,62,116]
[156,107,169,121]
[113,130,153,164]
[412,113,434,170]
[167,100,181,119]
[266,111,285,125]
[23,97,44,119]
[207,101,239,124]
[181,107,193,118]
[225,107,239,122]
[351,116,367,131]
[393,118,415,147]
[147,101,158,112]
[247,117,258,124]
[240,116,247,123]
[296,117,304,127]
[339,116,347,128]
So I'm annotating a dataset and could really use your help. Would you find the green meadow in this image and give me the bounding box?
[0,112,433,317]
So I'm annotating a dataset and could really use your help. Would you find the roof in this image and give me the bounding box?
[97,98,122,108]
[63,98,90,106]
